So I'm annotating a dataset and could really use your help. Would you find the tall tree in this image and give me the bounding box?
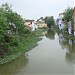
[64,7,73,22]
[0,3,26,44]
[44,16,55,28]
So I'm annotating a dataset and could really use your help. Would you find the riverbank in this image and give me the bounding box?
[0,29,43,65]
[54,26,75,40]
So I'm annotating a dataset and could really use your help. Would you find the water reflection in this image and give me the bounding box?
[46,30,75,64]
[46,29,55,40]
[66,39,75,64]
[58,33,75,64]
[0,54,29,75]
[59,33,69,49]
[0,31,75,75]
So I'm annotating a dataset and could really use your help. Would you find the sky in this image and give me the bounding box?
[0,0,74,20]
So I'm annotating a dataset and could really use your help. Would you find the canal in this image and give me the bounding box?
[0,30,75,75]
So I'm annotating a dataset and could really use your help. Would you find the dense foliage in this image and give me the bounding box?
[0,3,42,64]
[0,3,28,43]
[64,7,73,22]
[44,16,55,28]
[0,3,31,58]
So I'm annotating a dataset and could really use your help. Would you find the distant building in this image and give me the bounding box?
[25,19,34,28]
[25,19,38,31]
[59,13,64,18]
[68,20,72,35]
[36,18,47,28]
[57,13,65,31]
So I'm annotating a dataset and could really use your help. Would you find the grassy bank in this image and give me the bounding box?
[0,29,42,65]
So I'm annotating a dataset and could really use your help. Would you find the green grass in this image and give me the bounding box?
[0,29,42,65]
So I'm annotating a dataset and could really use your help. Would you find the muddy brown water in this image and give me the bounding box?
[0,32,75,75]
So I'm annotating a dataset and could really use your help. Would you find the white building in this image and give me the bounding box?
[58,13,65,31]
[68,20,72,35]
[32,21,38,31]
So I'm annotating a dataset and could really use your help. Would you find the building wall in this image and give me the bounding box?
[25,22,32,27]
[37,19,47,28]
[24,20,34,28]
[38,23,47,28]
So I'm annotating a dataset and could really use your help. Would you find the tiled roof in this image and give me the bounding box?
[25,20,34,22]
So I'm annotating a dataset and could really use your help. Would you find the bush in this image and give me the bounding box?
[0,43,11,58]
[10,36,19,46]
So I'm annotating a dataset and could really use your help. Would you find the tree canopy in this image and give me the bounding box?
[44,16,55,28]
[64,7,73,22]
[0,3,26,44]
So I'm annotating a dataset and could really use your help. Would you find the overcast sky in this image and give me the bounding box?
[0,0,74,20]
